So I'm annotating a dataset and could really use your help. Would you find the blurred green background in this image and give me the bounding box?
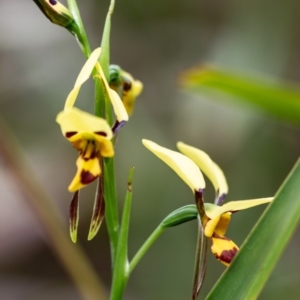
[0,0,299,299]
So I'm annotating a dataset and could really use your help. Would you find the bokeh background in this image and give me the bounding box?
[0,0,300,299]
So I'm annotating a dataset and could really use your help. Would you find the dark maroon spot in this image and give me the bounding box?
[123,79,132,92]
[66,131,78,138]
[81,170,98,184]
[49,0,57,5]
[95,131,107,137]
[219,247,238,264]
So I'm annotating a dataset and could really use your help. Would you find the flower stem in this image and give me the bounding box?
[110,168,134,300]
[67,0,91,57]
[129,226,165,275]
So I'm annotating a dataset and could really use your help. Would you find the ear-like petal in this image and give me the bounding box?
[64,48,102,110]
[97,65,129,123]
[209,197,273,219]
[142,139,205,192]
[177,142,228,200]
[121,71,143,115]
[56,107,113,139]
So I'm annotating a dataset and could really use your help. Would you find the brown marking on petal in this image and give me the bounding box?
[81,170,98,184]
[49,0,57,5]
[66,131,78,138]
[123,79,132,92]
[218,247,238,264]
[95,131,107,137]
[213,233,230,241]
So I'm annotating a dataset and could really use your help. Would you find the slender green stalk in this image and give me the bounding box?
[129,226,165,275]
[191,218,207,300]
[0,117,107,300]
[95,0,120,266]
[103,158,119,262]
[67,0,91,57]
[110,168,134,300]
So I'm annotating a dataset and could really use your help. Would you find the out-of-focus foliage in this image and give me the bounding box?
[181,66,300,125]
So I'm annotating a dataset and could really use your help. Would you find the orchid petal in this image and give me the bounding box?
[177,142,228,200]
[56,107,113,139]
[64,48,102,110]
[208,198,273,219]
[97,65,129,123]
[211,233,239,267]
[68,155,101,192]
[121,71,143,115]
[142,139,205,192]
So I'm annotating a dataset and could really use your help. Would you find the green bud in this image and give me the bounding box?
[161,205,198,228]
[33,0,74,28]
[109,64,122,87]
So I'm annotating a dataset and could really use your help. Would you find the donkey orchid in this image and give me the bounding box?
[142,139,273,266]
[56,48,129,242]
[56,48,128,192]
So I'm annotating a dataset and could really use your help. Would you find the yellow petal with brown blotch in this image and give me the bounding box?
[56,107,113,140]
[211,233,239,267]
[68,155,101,192]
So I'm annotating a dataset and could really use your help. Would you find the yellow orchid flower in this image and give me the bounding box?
[142,139,273,266]
[57,107,114,192]
[109,65,143,115]
[56,48,129,192]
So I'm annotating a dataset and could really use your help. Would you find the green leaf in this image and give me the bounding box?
[205,159,300,300]
[181,66,300,125]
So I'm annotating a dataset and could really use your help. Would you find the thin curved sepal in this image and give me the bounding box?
[88,177,106,240]
[69,191,79,243]
[64,48,102,110]
[142,139,205,192]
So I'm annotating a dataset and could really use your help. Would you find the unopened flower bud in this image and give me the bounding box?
[33,0,74,28]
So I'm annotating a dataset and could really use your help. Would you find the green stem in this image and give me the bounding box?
[129,226,165,275]
[110,168,134,300]
[104,158,119,262]
[67,0,91,57]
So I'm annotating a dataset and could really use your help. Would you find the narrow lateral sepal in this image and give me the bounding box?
[88,177,105,241]
[69,191,79,243]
